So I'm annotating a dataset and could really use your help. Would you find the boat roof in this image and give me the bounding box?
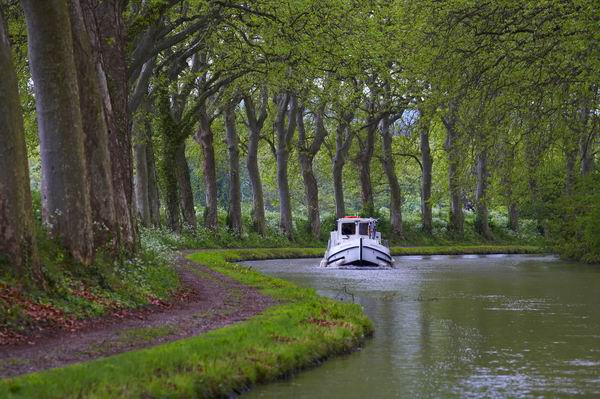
[337,217,377,222]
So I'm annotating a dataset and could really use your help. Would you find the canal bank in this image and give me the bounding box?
[0,245,545,398]
[0,248,373,398]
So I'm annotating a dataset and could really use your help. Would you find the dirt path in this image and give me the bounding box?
[0,252,275,379]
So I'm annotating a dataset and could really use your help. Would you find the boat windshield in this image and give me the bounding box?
[341,223,355,236]
[359,223,369,236]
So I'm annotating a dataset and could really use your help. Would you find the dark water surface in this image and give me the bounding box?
[242,255,600,398]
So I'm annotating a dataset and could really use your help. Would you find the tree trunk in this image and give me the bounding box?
[243,93,267,235]
[224,103,243,236]
[380,114,404,239]
[333,116,353,219]
[420,123,433,234]
[580,134,595,176]
[134,128,150,227]
[500,135,519,232]
[176,142,197,231]
[0,11,40,280]
[162,140,180,233]
[133,95,152,227]
[475,147,493,239]
[565,145,578,196]
[156,87,181,233]
[195,106,218,230]
[69,0,117,251]
[502,165,518,233]
[81,0,136,252]
[508,202,519,232]
[274,93,297,240]
[297,104,327,239]
[442,115,464,234]
[356,119,377,216]
[145,116,161,227]
[524,129,546,236]
[22,0,94,265]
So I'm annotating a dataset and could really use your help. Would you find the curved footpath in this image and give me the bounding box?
[0,252,274,378]
[0,245,541,398]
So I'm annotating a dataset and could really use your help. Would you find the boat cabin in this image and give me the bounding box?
[337,217,379,241]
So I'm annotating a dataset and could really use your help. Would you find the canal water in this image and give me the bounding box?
[242,255,600,398]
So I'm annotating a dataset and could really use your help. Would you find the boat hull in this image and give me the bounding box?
[321,238,393,268]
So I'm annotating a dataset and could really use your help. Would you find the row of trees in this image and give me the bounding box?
[1,0,598,281]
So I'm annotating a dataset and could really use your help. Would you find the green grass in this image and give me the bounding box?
[389,245,545,256]
[0,249,373,398]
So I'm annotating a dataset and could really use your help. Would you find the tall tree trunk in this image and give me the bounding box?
[194,105,218,230]
[69,0,117,251]
[565,145,578,196]
[22,0,94,265]
[176,141,197,231]
[0,11,40,280]
[81,0,136,252]
[224,103,243,236]
[474,147,493,239]
[156,87,181,232]
[161,140,180,233]
[274,93,297,240]
[500,135,519,232]
[297,104,327,239]
[356,118,377,216]
[133,95,152,227]
[578,96,595,176]
[146,128,161,227]
[332,115,353,218]
[442,114,464,234]
[380,114,404,239]
[524,129,546,236]
[420,122,433,234]
[133,113,151,227]
[243,92,267,235]
[580,133,595,176]
[508,201,519,232]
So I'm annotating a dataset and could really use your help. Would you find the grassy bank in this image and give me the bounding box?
[203,245,546,260]
[0,249,373,398]
[389,245,544,256]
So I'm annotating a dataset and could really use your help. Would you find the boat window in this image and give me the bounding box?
[359,223,369,236]
[341,223,355,236]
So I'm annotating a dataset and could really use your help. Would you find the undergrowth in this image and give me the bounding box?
[0,224,179,343]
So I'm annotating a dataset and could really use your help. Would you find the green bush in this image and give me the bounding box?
[553,173,600,263]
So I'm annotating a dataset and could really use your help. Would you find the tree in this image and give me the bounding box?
[297,101,328,239]
[22,0,94,265]
[81,0,137,252]
[243,88,269,235]
[418,112,433,234]
[441,99,464,235]
[224,98,243,236]
[331,109,354,218]
[69,0,117,251]
[0,9,40,280]
[273,92,298,240]
[379,112,405,239]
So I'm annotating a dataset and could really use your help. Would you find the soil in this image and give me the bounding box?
[0,252,275,379]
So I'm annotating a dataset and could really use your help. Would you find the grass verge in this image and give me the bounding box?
[389,244,545,256]
[0,248,373,398]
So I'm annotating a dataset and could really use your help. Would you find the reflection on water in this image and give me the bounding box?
[242,255,600,398]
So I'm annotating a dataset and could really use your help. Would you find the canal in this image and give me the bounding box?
[242,255,600,398]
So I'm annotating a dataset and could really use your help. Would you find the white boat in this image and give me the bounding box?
[320,217,393,268]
